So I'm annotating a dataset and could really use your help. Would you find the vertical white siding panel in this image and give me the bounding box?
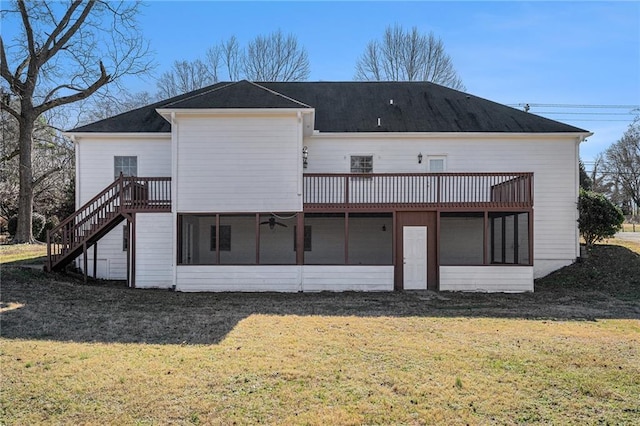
[136,213,173,288]
[176,115,303,212]
[302,266,394,291]
[440,266,534,292]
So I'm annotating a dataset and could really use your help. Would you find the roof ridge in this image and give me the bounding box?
[162,81,240,108]
[247,81,313,108]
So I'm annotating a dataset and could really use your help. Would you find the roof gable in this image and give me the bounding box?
[70,80,588,134]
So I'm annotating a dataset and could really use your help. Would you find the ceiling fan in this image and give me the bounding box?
[260,216,288,230]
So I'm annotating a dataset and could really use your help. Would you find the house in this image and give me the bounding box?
[46,80,591,292]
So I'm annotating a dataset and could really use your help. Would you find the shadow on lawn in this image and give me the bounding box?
[1,245,639,345]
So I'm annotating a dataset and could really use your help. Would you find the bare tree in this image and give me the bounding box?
[1,98,73,229]
[244,30,310,82]
[601,119,640,214]
[218,36,242,81]
[76,89,158,125]
[0,0,153,242]
[355,24,465,90]
[156,59,216,99]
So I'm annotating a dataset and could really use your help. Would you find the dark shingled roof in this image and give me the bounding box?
[164,80,312,109]
[70,80,588,134]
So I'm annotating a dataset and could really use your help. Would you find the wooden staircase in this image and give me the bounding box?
[46,175,171,275]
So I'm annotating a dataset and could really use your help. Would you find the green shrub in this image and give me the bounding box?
[578,189,624,250]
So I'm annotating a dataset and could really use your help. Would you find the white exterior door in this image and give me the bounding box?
[403,226,428,290]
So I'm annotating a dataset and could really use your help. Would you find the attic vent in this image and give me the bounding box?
[377,117,381,127]
[389,99,394,105]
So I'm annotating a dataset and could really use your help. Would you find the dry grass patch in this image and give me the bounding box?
[2,317,639,425]
[0,243,47,264]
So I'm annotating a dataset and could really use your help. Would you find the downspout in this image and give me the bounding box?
[297,111,304,291]
[575,135,584,259]
[171,112,179,290]
[73,135,80,270]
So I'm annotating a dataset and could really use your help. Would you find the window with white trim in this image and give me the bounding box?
[350,155,373,173]
[114,156,137,179]
[428,156,446,172]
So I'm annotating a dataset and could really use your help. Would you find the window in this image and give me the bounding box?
[490,212,530,265]
[114,156,137,179]
[350,155,373,173]
[210,225,231,251]
[428,156,446,172]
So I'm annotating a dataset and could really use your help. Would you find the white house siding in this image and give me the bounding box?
[75,135,171,279]
[135,213,173,288]
[82,225,126,280]
[175,265,393,292]
[440,266,534,292]
[302,266,394,292]
[175,113,303,213]
[176,266,302,292]
[305,134,580,278]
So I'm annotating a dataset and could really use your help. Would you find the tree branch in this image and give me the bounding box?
[0,36,23,95]
[1,148,20,163]
[17,1,37,58]
[35,61,110,115]
[0,97,20,120]
[32,164,67,188]
[41,0,84,55]
[41,0,94,64]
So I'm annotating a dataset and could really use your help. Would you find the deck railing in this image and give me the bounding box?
[303,172,533,209]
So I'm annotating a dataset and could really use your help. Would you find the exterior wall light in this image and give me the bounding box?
[418,152,423,164]
[303,146,308,168]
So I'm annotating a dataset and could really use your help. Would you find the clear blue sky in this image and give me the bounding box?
[3,1,639,165]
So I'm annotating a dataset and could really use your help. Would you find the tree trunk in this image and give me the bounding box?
[14,117,34,243]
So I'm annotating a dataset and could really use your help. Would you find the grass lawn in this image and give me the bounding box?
[622,223,639,232]
[1,240,639,424]
[0,243,47,264]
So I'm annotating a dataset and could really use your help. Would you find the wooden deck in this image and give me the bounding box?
[303,172,533,211]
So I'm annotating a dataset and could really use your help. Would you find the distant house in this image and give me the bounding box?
[47,81,591,292]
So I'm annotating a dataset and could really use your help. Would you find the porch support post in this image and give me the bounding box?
[296,213,304,265]
[255,214,260,265]
[501,213,506,263]
[514,214,519,264]
[483,211,489,265]
[344,212,349,264]
[528,210,534,266]
[93,243,97,280]
[131,214,136,288]
[215,214,220,265]
[123,213,135,288]
[82,242,88,284]
[126,221,131,287]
